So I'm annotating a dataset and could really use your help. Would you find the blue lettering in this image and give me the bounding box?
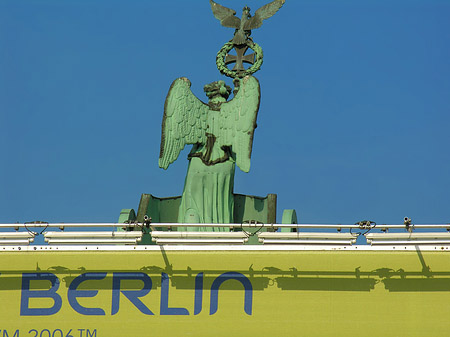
[160,273,189,315]
[194,272,203,315]
[52,329,63,337]
[20,273,62,316]
[2,330,19,337]
[111,273,153,315]
[210,272,253,315]
[87,329,97,337]
[40,329,50,337]
[68,273,107,315]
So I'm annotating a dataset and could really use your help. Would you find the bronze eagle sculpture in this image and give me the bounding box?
[210,0,285,45]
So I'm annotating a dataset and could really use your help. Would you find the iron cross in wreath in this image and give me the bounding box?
[210,0,285,78]
[226,45,255,74]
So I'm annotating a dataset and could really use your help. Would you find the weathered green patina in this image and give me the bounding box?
[153,1,286,225]
[216,40,263,78]
[159,76,260,225]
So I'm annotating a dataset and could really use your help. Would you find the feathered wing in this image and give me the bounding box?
[209,0,241,28]
[218,76,260,173]
[244,0,285,30]
[159,77,209,170]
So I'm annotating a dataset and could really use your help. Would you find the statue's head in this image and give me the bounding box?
[243,6,251,17]
[204,80,232,101]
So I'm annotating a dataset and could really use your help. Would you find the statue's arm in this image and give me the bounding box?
[159,78,209,169]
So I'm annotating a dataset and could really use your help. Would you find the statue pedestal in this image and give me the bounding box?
[119,192,278,245]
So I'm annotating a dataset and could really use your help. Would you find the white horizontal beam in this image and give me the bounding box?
[366,232,450,240]
[0,239,34,245]
[0,232,35,238]
[259,239,355,245]
[0,223,130,229]
[151,231,248,238]
[146,223,365,229]
[0,222,449,230]
[44,231,142,238]
[154,238,247,245]
[258,232,357,239]
[45,238,141,245]
[375,224,450,229]
[369,240,450,246]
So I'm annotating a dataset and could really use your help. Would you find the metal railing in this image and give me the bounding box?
[0,219,449,246]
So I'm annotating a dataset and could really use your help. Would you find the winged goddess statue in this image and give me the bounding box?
[159,76,260,225]
[210,0,285,45]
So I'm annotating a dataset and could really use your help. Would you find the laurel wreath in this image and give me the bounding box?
[216,41,263,78]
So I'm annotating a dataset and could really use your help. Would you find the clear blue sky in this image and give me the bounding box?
[1,0,449,226]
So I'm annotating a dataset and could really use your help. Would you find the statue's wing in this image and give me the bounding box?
[210,0,241,29]
[244,0,285,30]
[218,76,260,173]
[159,77,209,170]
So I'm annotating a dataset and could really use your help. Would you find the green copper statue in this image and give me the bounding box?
[158,1,284,225]
[159,76,260,225]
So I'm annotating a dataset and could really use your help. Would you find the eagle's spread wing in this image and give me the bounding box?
[159,77,209,170]
[209,0,241,29]
[244,0,285,30]
[218,76,260,173]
